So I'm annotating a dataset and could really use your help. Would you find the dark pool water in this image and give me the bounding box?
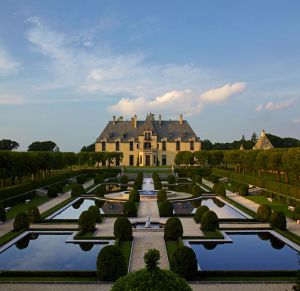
[173,198,246,219]
[0,233,107,271]
[190,232,299,271]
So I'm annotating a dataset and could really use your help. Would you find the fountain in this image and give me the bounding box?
[145,216,151,228]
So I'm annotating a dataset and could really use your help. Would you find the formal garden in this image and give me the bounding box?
[0,149,300,289]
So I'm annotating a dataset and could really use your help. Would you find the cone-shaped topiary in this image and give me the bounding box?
[257,204,272,222]
[95,184,106,197]
[129,189,140,202]
[269,211,286,230]
[120,174,128,185]
[164,217,183,240]
[13,212,30,231]
[28,206,41,223]
[170,246,197,280]
[97,245,127,281]
[94,174,104,184]
[168,175,176,184]
[216,183,226,197]
[78,210,96,233]
[0,205,6,222]
[201,210,219,231]
[192,185,201,197]
[144,248,160,271]
[194,205,209,223]
[157,189,167,202]
[192,175,202,184]
[123,201,137,217]
[159,201,173,217]
[114,217,133,240]
[239,184,249,196]
[71,184,84,197]
[88,205,102,223]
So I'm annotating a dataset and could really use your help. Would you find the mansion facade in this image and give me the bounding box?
[95,113,201,166]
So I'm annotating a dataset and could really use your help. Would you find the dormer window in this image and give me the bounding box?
[109,133,114,139]
[102,141,106,151]
[169,131,174,138]
[144,132,151,140]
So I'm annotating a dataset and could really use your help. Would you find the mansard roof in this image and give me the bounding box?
[96,114,199,142]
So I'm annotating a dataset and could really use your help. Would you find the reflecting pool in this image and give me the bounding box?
[0,233,108,270]
[190,232,299,271]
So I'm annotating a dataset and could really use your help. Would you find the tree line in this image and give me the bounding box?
[175,148,300,184]
[0,151,123,188]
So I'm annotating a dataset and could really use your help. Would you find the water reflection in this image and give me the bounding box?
[79,242,94,251]
[203,242,218,250]
[72,199,84,209]
[16,236,30,250]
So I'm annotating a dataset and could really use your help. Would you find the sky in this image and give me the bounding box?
[0,0,300,151]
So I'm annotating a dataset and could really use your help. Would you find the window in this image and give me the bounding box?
[153,155,156,165]
[190,141,194,151]
[162,155,167,165]
[129,155,134,166]
[101,141,106,151]
[137,143,139,149]
[144,132,151,140]
[130,141,134,151]
[139,155,143,164]
[116,141,120,151]
[162,141,166,151]
[144,142,151,150]
[176,141,180,151]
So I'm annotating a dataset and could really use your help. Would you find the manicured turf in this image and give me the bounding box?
[165,240,180,262]
[118,240,133,270]
[202,229,224,239]
[6,196,51,220]
[0,230,24,246]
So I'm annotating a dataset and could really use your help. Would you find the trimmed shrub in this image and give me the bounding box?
[88,205,102,223]
[95,184,106,198]
[0,205,6,222]
[71,184,84,197]
[192,175,202,184]
[47,185,59,198]
[144,249,160,271]
[78,210,96,233]
[269,211,286,230]
[129,189,140,202]
[257,204,272,222]
[164,217,183,240]
[123,201,137,217]
[97,245,127,281]
[208,174,219,183]
[216,183,226,197]
[194,205,209,223]
[201,210,219,231]
[239,184,249,196]
[192,185,201,197]
[114,217,133,240]
[170,246,197,280]
[76,174,87,184]
[154,180,162,190]
[94,174,104,184]
[28,206,41,223]
[157,189,167,202]
[293,206,300,221]
[168,175,176,184]
[120,175,128,185]
[13,212,30,231]
[159,201,173,217]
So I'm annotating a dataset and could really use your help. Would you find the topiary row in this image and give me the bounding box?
[257,204,286,230]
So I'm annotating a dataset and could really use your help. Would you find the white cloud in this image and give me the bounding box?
[109,83,247,116]
[0,46,21,75]
[256,97,297,112]
[0,94,25,105]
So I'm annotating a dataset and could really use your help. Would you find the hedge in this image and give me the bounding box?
[175,167,212,178]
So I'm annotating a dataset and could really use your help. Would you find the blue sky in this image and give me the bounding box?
[0,0,300,151]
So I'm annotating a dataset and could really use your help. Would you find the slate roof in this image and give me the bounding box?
[96,114,200,142]
[253,130,274,150]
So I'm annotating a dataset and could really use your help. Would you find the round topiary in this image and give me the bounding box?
[95,184,106,198]
[269,211,286,230]
[120,174,128,185]
[94,174,104,184]
[13,212,30,231]
[194,205,209,223]
[154,180,162,190]
[239,184,249,196]
[78,210,96,233]
[144,249,160,271]
[0,205,6,222]
[114,217,133,240]
[201,210,219,231]
[47,185,59,198]
[88,205,102,223]
[129,189,140,202]
[257,204,272,222]
[159,201,173,217]
[164,217,183,240]
[157,189,167,202]
[216,183,226,197]
[192,185,201,197]
[123,201,137,217]
[28,206,41,223]
[192,175,202,184]
[170,246,197,280]
[97,245,127,281]
[168,175,176,185]
[76,175,87,184]
[213,183,219,193]
[71,184,84,197]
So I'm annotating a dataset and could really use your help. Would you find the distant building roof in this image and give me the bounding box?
[240,144,245,150]
[253,129,274,150]
[96,113,200,142]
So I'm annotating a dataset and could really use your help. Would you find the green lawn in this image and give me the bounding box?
[0,230,24,246]
[6,196,51,220]
[202,229,224,239]
[118,240,132,270]
[165,240,180,262]
[245,195,294,218]
[62,182,76,193]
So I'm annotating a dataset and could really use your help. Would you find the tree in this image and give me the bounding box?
[113,217,133,240]
[123,201,137,217]
[28,141,59,152]
[269,211,286,230]
[144,249,160,271]
[194,205,209,223]
[28,206,41,223]
[78,210,96,233]
[251,132,258,144]
[257,204,272,222]
[201,210,219,231]
[164,217,183,240]
[13,212,30,231]
[80,143,95,152]
[159,201,173,217]
[0,139,19,151]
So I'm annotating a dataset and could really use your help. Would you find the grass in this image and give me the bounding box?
[0,230,25,246]
[118,240,133,270]
[222,196,257,218]
[165,239,180,262]
[245,195,294,219]
[275,229,300,245]
[62,182,76,193]
[202,229,224,239]
[6,196,51,220]
[41,196,76,219]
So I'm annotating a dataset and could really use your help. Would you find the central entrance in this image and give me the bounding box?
[145,155,151,166]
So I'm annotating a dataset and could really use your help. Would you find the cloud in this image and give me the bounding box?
[256,97,297,112]
[0,46,21,75]
[294,118,300,124]
[0,94,25,105]
[109,82,247,116]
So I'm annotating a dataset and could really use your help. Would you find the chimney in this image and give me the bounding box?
[179,114,183,125]
[119,116,123,122]
[113,115,116,125]
[159,114,162,128]
[133,114,137,128]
